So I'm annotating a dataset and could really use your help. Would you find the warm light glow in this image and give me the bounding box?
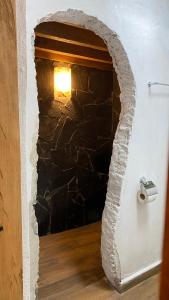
[54,66,71,99]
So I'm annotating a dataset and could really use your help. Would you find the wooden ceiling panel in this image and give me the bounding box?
[35,36,112,62]
[35,21,113,71]
[35,21,107,51]
[35,48,113,71]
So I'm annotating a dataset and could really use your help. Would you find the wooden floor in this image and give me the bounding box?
[38,222,160,300]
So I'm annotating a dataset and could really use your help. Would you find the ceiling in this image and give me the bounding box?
[35,22,113,71]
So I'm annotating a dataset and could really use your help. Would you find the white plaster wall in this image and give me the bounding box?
[18,0,169,298]
[113,0,169,280]
[16,1,39,299]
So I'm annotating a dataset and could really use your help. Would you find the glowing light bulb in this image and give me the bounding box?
[54,66,71,99]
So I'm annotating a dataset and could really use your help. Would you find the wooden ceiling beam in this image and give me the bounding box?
[35,48,113,71]
[35,21,108,52]
[35,36,112,63]
[35,32,108,52]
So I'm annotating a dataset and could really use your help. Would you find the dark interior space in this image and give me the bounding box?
[34,22,121,236]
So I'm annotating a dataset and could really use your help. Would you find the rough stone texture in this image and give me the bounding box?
[35,60,121,236]
[33,9,136,290]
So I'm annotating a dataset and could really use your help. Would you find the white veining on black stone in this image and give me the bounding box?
[35,60,121,236]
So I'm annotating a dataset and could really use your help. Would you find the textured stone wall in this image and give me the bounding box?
[35,58,121,236]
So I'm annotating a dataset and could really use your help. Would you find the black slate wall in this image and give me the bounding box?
[35,58,121,236]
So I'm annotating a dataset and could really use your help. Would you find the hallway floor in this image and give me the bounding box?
[38,222,159,300]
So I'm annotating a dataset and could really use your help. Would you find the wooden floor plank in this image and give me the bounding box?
[38,222,160,300]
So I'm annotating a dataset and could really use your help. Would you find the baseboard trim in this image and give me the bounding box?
[116,261,161,293]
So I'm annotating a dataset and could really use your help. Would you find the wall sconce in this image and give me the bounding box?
[54,65,71,100]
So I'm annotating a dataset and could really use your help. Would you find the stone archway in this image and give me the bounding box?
[32,9,136,293]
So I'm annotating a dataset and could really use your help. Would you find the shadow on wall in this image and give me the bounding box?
[35,59,121,236]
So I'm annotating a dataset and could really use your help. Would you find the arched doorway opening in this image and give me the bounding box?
[35,21,121,236]
[32,10,135,298]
